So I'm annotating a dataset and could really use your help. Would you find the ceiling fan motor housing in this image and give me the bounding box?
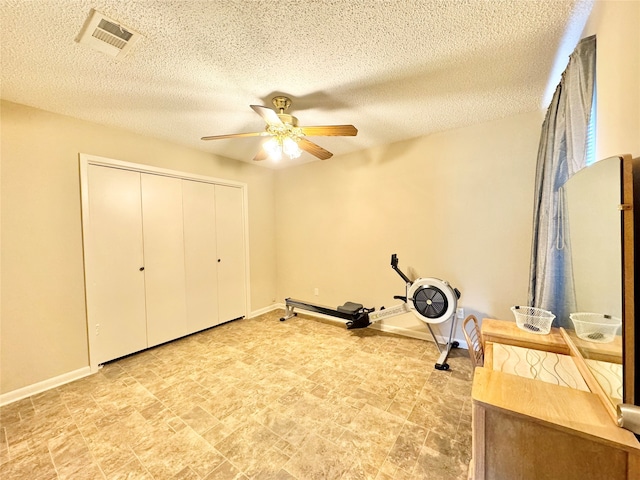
[277,114,298,126]
[272,95,292,113]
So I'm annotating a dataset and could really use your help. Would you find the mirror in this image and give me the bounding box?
[564,156,626,408]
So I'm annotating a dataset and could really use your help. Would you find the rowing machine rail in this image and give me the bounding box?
[280,298,374,329]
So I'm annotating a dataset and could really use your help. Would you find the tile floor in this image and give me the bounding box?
[0,310,473,479]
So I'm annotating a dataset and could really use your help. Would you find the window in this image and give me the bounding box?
[585,86,597,166]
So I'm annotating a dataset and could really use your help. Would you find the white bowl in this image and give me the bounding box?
[511,306,555,335]
[570,312,621,343]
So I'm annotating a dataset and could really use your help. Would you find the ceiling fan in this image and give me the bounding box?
[201,96,358,161]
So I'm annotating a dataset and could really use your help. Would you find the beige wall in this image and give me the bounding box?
[275,111,544,337]
[0,100,277,394]
[583,0,640,160]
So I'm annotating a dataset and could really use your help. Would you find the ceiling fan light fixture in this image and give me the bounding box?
[264,135,302,161]
[201,96,357,162]
[264,137,282,161]
[283,137,302,159]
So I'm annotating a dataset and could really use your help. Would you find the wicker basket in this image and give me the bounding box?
[510,306,555,335]
[570,312,621,343]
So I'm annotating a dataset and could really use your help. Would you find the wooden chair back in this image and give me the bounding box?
[462,314,484,368]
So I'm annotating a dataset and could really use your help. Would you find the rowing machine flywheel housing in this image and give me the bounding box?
[407,278,457,324]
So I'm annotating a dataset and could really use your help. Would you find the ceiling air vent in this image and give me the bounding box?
[75,9,142,59]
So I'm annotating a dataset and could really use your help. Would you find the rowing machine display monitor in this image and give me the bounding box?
[280,254,461,370]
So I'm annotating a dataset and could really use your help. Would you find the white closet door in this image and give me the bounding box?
[86,165,147,364]
[182,180,219,332]
[215,184,247,322]
[141,174,187,347]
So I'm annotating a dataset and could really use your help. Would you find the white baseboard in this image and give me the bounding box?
[370,322,467,349]
[0,306,466,407]
[0,366,93,407]
[249,303,283,318]
[0,305,279,407]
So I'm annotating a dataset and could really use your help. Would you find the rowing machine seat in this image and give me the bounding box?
[337,302,364,315]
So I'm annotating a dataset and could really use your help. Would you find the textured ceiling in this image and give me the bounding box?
[1,0,593,168]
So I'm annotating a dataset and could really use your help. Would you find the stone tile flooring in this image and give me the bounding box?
[0,310,473,479]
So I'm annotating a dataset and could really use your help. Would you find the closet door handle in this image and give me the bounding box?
[139,267,145,271]
[217,259,221,263]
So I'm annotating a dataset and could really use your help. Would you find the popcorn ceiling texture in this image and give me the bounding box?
[0,0,593,167]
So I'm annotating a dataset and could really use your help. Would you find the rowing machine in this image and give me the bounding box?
[280,298,374,325]
[280,254,462,371]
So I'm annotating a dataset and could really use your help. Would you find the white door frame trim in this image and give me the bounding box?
[79,153,251,372]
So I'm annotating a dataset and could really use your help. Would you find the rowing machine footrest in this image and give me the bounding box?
[337,302,364,315]
[346,311,371,330]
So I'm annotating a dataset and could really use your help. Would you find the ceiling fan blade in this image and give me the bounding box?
[298,138,333,160]
[201,132,265,141]
[253,148,268,161]
[299,125,358,137]
[250,105,283,126]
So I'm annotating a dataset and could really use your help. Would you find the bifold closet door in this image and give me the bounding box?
[215,184,247,322]
[141,174,187,347]
[182,180,220,333]
[86,166,147,364]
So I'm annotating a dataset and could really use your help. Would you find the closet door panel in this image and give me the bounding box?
[182,180,219,332]
[86,165,147,364]
[215,184,247,322]
[141,174,187,346]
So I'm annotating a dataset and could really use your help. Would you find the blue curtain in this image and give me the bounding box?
[528,35,596,328]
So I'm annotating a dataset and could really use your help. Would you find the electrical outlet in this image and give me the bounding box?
[314,288,319,296]
[95,323,100,336]
[456,307,464,319]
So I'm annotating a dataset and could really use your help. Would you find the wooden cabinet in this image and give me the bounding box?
[480,318,569,355]
[471,319,640,480]
[472,368,640,480]
[82,157,248,367]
